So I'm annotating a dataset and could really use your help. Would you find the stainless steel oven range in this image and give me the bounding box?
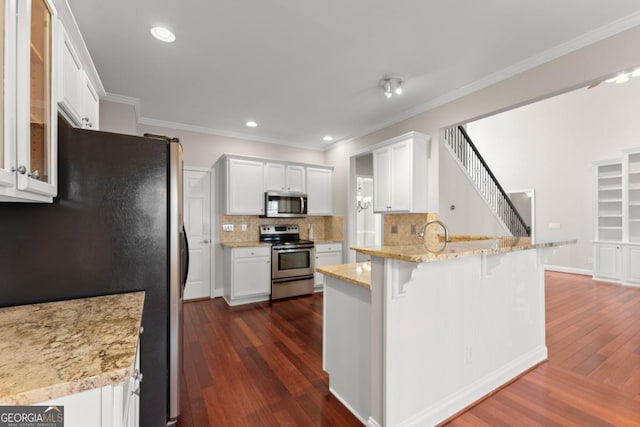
[259,224,315,300]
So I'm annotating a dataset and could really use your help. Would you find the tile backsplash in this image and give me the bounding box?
[383,212,440,246]
[219,215,344,243]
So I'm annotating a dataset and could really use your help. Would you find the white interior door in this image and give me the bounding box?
[183,168,211,300]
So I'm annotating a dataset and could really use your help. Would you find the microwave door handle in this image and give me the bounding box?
[300,196,305,214]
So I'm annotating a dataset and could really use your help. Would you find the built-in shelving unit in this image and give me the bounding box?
[595,162,623,242]
[593,151,640,286]
[628,153,640,243]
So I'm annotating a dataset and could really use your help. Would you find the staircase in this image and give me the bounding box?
[444,126,530,237]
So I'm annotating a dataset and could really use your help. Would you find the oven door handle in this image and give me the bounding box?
[272,246,315,253]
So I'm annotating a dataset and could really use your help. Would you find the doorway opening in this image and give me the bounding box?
[349,152,382,262]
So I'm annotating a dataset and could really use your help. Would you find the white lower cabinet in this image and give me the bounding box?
[593,243,640,286]
[314,243,343,290]
[38,343,141,427]
[593,243,621,281]
[623,244,640,284]
[223,245,271,305]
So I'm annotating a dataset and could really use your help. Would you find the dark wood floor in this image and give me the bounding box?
[177,292,361,426]
[178,272,640,426]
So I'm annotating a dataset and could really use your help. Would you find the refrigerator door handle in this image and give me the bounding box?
[181,226,190,291]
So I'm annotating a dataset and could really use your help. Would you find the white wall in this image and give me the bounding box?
[99,101,326,167]
[466,76,640,273]
[140,124,325,168]
[326,26,640,271]
[438,144,507,236]
[99,100,138,135]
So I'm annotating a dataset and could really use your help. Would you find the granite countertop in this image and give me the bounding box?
[317,262,371,289]
[352,237,576,263]
[0,292,145,405]
[312,239,344,245]
[220,241,272,248]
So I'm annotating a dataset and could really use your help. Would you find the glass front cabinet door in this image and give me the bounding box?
[0,0,57,202]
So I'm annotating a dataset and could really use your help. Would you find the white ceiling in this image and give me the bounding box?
[67,0,640,150]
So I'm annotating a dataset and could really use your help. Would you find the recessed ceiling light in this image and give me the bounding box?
[150,27,176,43]
[323,135,333,142]
[245,121,258,128]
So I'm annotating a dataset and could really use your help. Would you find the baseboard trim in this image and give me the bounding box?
[211,288,223,298]
[396,346,547,426]
[184,297,210,303]
[544,265,592,276]
[366,417,382,427]
[328,387,368,425]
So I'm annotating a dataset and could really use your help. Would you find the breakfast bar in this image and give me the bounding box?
[319,237,575,426]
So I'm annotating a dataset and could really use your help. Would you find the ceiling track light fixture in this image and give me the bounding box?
[379,76,404,99]
[605,68,640,84]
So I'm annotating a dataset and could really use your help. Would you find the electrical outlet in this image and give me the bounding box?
[241,224,247,231]
[549,223,561,229]
[411,225,417,235]
[391,225,398,234]
[222,224,234,232]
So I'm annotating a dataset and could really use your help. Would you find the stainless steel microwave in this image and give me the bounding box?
[264,192,308,217]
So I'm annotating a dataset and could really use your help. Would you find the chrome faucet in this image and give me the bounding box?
[418,220,449,242]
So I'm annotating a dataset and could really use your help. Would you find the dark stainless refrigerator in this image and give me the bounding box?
[0,123,188,427]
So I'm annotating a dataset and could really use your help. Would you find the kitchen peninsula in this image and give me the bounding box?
[319,237,575,426]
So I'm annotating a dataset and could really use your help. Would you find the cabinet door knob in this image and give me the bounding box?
[12,165,26,175]
[202,240,209,244]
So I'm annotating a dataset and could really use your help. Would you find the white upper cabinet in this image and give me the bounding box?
[264,163,305,193]
[264,162,286,191]
[286,165,305,192]
[218,154,333,216]
[307,166,333,215]
[81,74,99,129]
[58,25,82,125]
[0,0,58,202]
[58,19,99,130]
[373,132,430,213]
[224,157,265,215]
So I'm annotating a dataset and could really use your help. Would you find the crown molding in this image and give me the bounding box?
[330,11,640,150]
[137,117,326,152]
[102,11,640,154]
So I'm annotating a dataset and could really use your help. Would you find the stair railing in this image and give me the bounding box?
[444,126,530,237]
